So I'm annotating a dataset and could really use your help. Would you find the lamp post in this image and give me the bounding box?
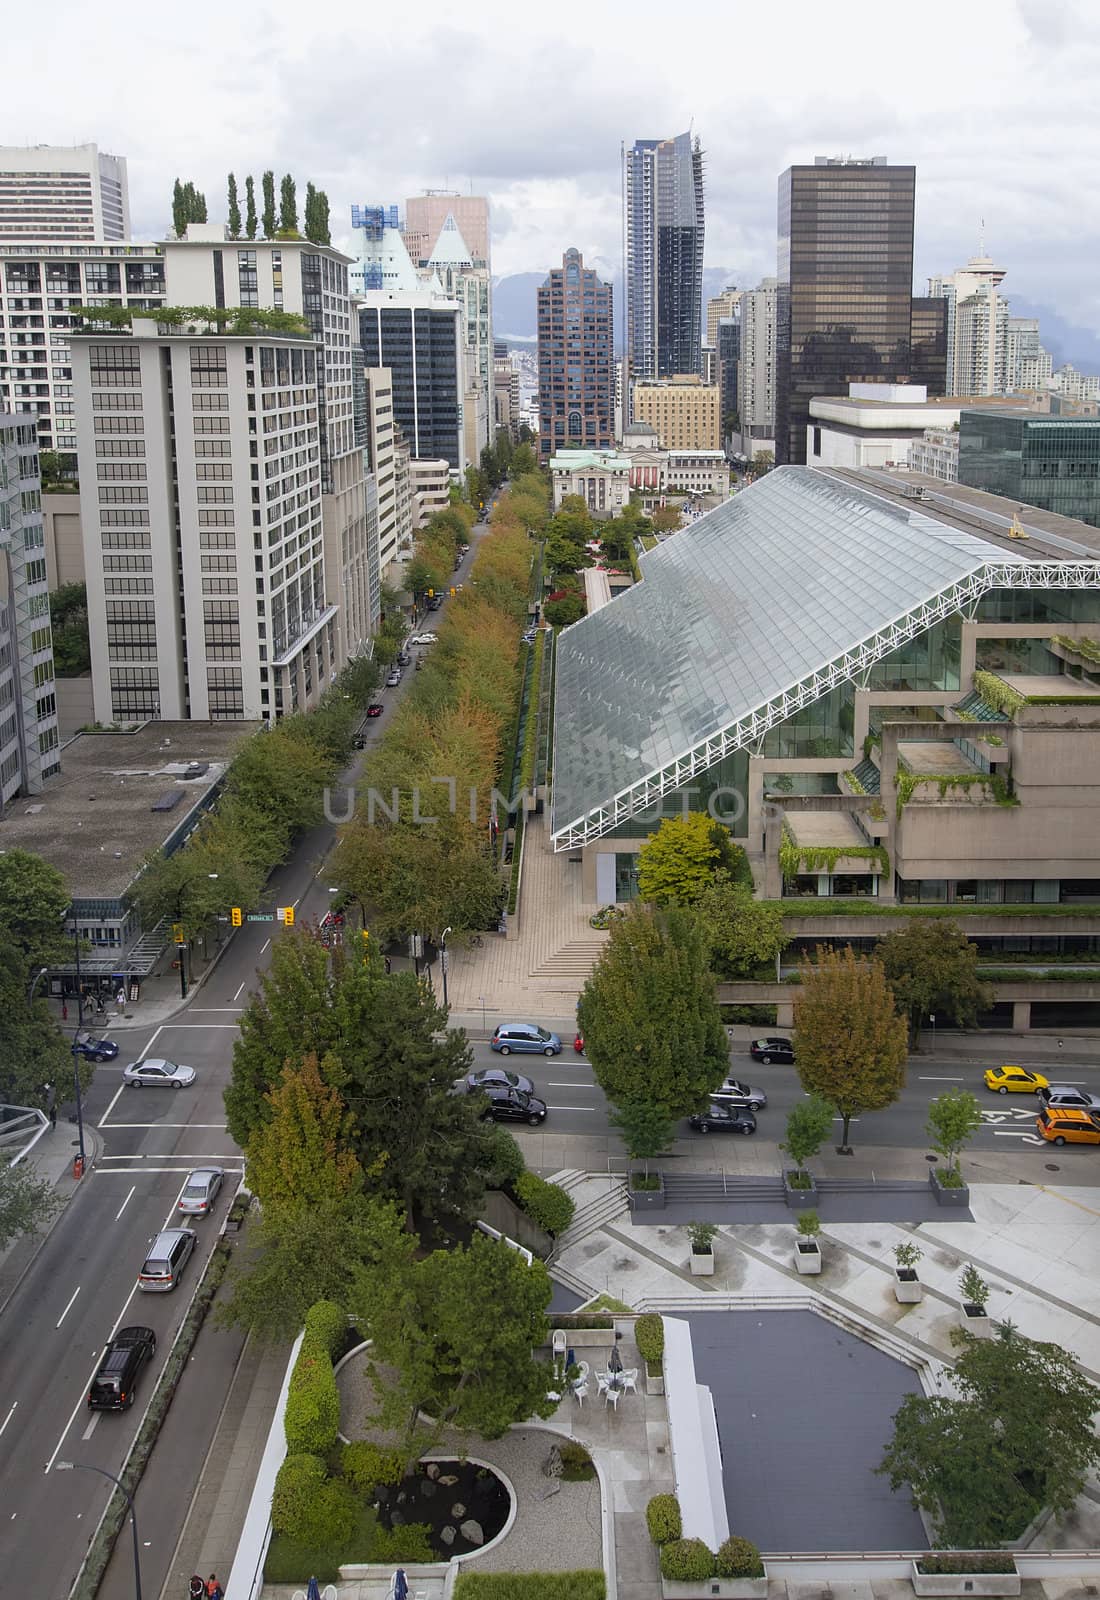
[440,927,451,1010]
[930,1013,936,1055]
[67,911,87,1174]
[56,1461,142,1600]
[27,966,48,1005]
[176,873,219,1000]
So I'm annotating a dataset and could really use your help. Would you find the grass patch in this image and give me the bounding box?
[454,1572,606,1600]
[265,1503,378,1583]
[582,1293,632,1314]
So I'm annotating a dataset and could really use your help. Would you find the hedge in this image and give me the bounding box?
[271,1452,358,1547]
[303,1299,346,1359]
[634,1313,664,1364]
[646,1493,681,1544]
[717,1536,764,1578]
[916,1556,1017,1575]
[514,1170,575,1236]
[284,1347,340,1455]
[341,1440,406,1493]
[453,1575,606,1600]
[660,1539,716,1582]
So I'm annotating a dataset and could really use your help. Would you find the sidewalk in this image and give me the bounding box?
[0,1116,100,1317]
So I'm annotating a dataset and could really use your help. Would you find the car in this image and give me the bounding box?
[178,1166,224,1216]
[463,1067,535,1095]
[123,1057,196,1089]
[749,1037,794,1064]
[386,669,402,687]
[490,1022,562,1057]
[397,650,411,666]
[984,1064,1049,1095]
[478,1085,548,1126]
[88,1325,156,1410]
[71,1032,119,1062]
[1038,1084,1100,1112]
[138,1226,198,1291]
[1037,1107,1100,1146]
[689,1103,757,1135]
[365,702,384,718]
[409,632,438,646]
[428,596,443,611]
[712,1076,767,1109]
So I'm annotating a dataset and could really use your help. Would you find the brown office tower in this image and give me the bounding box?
[776,157,916,465]
[537,248,614,462]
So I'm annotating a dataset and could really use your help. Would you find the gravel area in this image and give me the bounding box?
[336,1346,602,1574]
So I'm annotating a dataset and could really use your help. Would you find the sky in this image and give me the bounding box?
[7,0,1100,353]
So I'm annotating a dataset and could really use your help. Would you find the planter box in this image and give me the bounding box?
[646,1368,665,1396]
[662,1576,768,1600]
[784,1171,819,1209]
[911,1562,1019,1597]
[960,1303,992,1338]
[629,1171,666,1211]
[894,1268,924,1304]
[929,1168,970,1207]
[794,1241,821,1275]
[544,1327,617,1350]
[689,1248,715,1277]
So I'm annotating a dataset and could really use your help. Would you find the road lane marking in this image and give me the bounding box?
[188,1008,244,1013]
[919,1075,965,1081]
[547,1105,598,1113]
[101,1024,165,1127]
[993,1131,1044,1143]
[547,1081,599,1089]
[259,938,270,955]
[0,1402,16,1437]
[98,1083,126,1128]
[96,1166,243,1174]
[56,1287,81,1328]
[104,1123,229,1130]
[233,982,246,1001]
[80,1411,99,1442]
[113,1185,136,1220]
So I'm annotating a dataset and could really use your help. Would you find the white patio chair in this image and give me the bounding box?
[573,1359,590,1385]
[596,1371,610,1395]
[621,1368,638,1393]
[604,1382,621,1410]
[572,1379,589,1407]
[322,1587,338,1600]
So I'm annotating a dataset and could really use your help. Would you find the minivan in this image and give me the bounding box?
[490,1022,562,1057]
[1037,1107,1100,1146]
[88,1326,156,1410]
[138,1227,197,1291]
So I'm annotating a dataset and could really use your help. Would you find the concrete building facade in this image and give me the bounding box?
[549,449,631,517]
[408,457,451,529]
[537,248,614,463]
[737,278,778,453]
[908,427,960,482]
[419,213,492,463]
[806,384,962,471]
[0,144,130,242]
[0,415,59,801]
[927,252,1008,397]
[706,287,742,351]
[632,374,721,451]
[403,194,490,274]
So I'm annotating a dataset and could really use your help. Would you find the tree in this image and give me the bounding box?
[578,903,729,1120]
[245,1054,363,1216]
[926,1088,982,1182]
[355,1230,555,1449]
[0,1157,60,1253]
[0,938,73,1107]
[334,809,501,946]
[179,181,206,224]
[751,450,774,476]
[651,505,681,533]
[244,174,258,240]
[793,947,908,1151]
[279,173,298,234]
[227,173,241,238]
[48,582,90,674]
[38,449,72,491]
[171,177,186,237]
[637,813,733,906]
[261,170,277,238]
[879,1324,1100,1547]
[543,593,585,628]
[879,918,991,1045]
[314,189,331,246]
[696,880,788,978]
[610,1100,676,1173]
[779,1094,834,1180]
[0,848,71,971]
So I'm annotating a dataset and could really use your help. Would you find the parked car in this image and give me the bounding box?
[138,1227,197,1291]
[689,1103,757,1135]
[1036,1107,1100,1146]
[984,1064,1049,1095]
[87,1326,156,1410]
[177,1166,224,1216]
[427,596,443,611]
[397,650,411,666]
[365,702,384,718]
[712,1076,767,1109]
[463,1066,535,1095]
[72,1032,119,1062]
[490,1022,562,1057]
[1038,1084,1100,1112]
[409,632,438,646]
[749,1037,794,1064]
[478,1085,548,1126]
[386,669,402,687]
[123,1057,196,1089]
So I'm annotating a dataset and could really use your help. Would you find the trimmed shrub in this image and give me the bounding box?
[453,1577,606,1600]
[303,1299,347,1358]
[368,1522,435,1563]
[917,1555,1017,1576]
[635,1313,664,1364]
[272,1453,327,1540]
[284,1349,340,1455]
[483,1125,526,1189]
[645,1493,682,1544]
[660,1538,715,1582]
[341,1440,406,1493]
[514,1171,575,1236]
[558,1439,595,1481]
[716,1536,764,1578]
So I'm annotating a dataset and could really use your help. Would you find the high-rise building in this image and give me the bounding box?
[909,296,948,396]
[403,193,490,272]
[1005,318,1042,390]
[958,409,1100,527]
[624,132,705,392]
[359,294,465,470]
[422,214,492,463]
[0,144,130,242]
[632,375,721,451]
[776,156,916,465]
[493,342,520,440]
[927,252,1007,396]
[0,415,59,799]
[706,287,742,352]
[737,279,778,446]
[536,248,614,462]
[364,367,402,574]
[716,319,740,433]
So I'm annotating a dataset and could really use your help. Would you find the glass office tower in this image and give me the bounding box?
[959,410,1100,528]
[624,132,705,392]
[776,157,916,465]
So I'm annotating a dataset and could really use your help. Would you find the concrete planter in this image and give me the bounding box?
[911,1562,1019,1596]
[689,1248,715,1276]
[629,1171,666,1211]
[545,1326,617,1350]
[894,1268,924,1303]
[794,1240,822,1275]
[784,1170,819,1209]
[929,1167,970,1207]
[662,1574,768,1600]
[960,1303,993,1338]
[645,1364,665,1396]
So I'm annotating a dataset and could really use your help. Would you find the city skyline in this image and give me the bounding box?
[3,0,1099,349]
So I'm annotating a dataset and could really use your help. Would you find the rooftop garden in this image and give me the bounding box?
[68,303,313,338]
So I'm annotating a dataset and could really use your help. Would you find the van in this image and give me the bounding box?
[1037,1107,1100,1146]
[88,1326,156,1409]
[138,1227,197,1291]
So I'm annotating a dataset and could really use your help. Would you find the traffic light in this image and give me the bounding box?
[172,922,185,945]
[280,906,295,927]
[361,928,370,942]
[231,906,242,927]
[427,588,434,598]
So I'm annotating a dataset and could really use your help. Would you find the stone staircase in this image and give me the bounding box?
[662,1173,785,1206]
[553,1180,630,1255]
[528,934,609,979]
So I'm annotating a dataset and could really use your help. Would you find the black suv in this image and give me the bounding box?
[689,1103,757,1135]
[478,1085,548,1126]
[88,1326,156,1410]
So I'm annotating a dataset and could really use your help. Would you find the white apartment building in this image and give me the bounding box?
[908,426,959,482]
[0,415,59,799]
[0,145,130,242]
[365,366,409,576]
[705,287,742,351]
[737,279,777,450]
[1005,318,1043,390]
[424,215,492,462]
[927,253,1007,396]
[408,458,451,529]
[1051,363,1100,402]
[806,384,962,470]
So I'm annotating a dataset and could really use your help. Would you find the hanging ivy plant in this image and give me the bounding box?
[779,824,889,882]
[895,770,1018,818]
[973,670,1026,718]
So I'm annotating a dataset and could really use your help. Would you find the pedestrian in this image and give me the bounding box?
[45,1084,57,1128]
[189,1578,205,1600]
[116,986,126,1012]
[206,1576,223,1600]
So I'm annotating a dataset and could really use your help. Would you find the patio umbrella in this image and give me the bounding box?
[393,1569,409,1600]
[608,1343,623,1374]
[307,1578,322,1600]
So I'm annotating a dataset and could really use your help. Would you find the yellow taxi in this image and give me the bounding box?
[983,1064,1049,1096]
[1037,1107,1100,1146]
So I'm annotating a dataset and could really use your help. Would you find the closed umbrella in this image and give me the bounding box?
[393,1569,410,1600]
[307,1578,322,1600]
[608,1343,623,1374]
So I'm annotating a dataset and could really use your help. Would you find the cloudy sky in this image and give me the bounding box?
[8,0,1100,351]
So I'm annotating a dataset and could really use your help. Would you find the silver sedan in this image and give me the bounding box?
[178,1167,224,1215]
[712,1075,768,1109]
[123,1057,197,1089]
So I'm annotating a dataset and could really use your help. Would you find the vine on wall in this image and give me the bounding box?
[779,824,889,882]
[894,770,1017,818]
[973,670,1027,718]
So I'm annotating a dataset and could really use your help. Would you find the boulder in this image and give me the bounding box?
[439,1474,459,1486]
[451,1503,466,1519]
[441,1526,456,1546]
[460,1519,485,1546]
[426,1462,440,1480]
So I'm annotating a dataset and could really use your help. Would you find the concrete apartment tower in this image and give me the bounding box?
[537,248,614,462]
[421,213,493,463]
[776,156,917,465]
[928,251,1009,397]
[0,415,59,798]
[737,279,778,456]
[0,143,130,242]
[623,131,705,406]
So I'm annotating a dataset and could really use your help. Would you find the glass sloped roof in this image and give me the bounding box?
[552,466,1029,839]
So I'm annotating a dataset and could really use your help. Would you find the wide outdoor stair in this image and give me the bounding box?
[547,1260,595,1300]
[548,1168,590,1194]
[528,934,609,979]
[126,917,170,970]
[660,1173,928,1205]
[554,1184,629,1254]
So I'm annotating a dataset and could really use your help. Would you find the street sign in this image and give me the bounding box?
[247,913,274,923]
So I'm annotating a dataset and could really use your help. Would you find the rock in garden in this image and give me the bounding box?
[451,1503,465,1519]
[396,1491,407,1505]
[439,1474,459,1486]
[441,1526,456,1546]
[460,1520,484,1546]
[426,1462,440,1479]
[391,1511,405,1525]
[420,1480,436,1498]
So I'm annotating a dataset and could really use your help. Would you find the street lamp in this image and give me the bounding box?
[66,909,87,1174]
[27,966,49,1005]
[440,927,451,1010]
[176,874,219,1000]
[56,1460,142,1600]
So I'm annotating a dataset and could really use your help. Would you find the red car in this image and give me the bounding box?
[574,1033,585,1054]
[365,702,384,718]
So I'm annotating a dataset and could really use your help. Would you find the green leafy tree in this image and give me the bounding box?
[779,1094,835,1179]
[0,1156,61,1252]
[224,721,338,837]
[334,809,501,946]
[545,532,590,574]
[314,188,331,245]
[355,1230,555,1449]
[879,918,992,1044]
[38,449,72,491]
[171,177,186,237]
[0,939,73,1107]
[610,1100,676,1173]
[880,1324,1100,1546]
[244,175,258,240]
[245,1053,363,1216]
[303,181,319,241]
[261,170,277,238]
[651,505,681,532]
[751,450,774,476]
[578,903,729,1120]
[0,848,71,971]
[926,1088,982,1182]
[227,172,241,238]
[793,946,908,1151]
[637,813,733,906]
[543,593,585,628]
[696,880,787,977]
[48,582,90,675]
[279,173,298,234]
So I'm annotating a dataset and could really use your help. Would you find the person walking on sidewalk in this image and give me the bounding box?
[205,1576,223,1600]
[189,1578,205,1600]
